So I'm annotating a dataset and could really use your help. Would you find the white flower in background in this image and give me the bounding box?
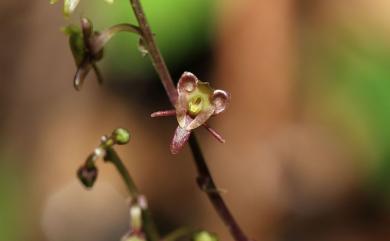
[50,0,114,16]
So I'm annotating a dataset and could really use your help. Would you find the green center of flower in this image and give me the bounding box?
[185,82,213,117]
[188,96,203,116]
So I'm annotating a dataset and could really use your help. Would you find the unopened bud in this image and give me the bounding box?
[77,158,98,188]
[138,38,149,57]
[193,231,218,241]
[130,205,142,231]
[112,128,130,145]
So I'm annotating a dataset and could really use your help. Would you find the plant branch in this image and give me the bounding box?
[129,0,178,105]
[105,147,160,241]
[188,135,248,241]
[92,23,142,55]
[105,147,139,195]
[127,1,250,241]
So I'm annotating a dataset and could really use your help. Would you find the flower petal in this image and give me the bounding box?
[74,61,92,91]
[177,72,198,94]
[81,17,93,40]
[151,110,176,118]
[186,106,214,130]
[176,73,196,127]
[176,93,188,128]
[92,63,103,85]
[212,90,230,115]
[171,115,193,154]
[202,124,226,143]
[170,125,191,154]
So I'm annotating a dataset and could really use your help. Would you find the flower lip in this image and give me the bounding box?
[188,96,203,117]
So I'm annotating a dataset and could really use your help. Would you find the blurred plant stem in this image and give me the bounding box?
[104,147,160,241]
[129,0,177,105]
[128,1,250,241]
[188,135,249,241]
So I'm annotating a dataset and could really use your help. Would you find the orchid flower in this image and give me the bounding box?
[63,18,104,90]
[151,72,230,154]
[64,18,141,90]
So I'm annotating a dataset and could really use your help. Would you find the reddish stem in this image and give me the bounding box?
[128,1,250,241]
[129,0,178,105]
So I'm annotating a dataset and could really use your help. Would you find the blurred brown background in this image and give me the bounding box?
[1,0,390,241]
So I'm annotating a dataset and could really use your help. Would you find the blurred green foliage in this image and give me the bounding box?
[304,29,390,197]
[77,0,215,78]
[0,152,26,240]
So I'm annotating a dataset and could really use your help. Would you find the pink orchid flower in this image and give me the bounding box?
[151,72,230,154]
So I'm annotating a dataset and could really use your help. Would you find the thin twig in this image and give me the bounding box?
[188,136,248,241]
[105,148,160,241]
[105,148,139,194]
[127,1,250,241]
[92,23,142,54]
[129,0,178,105]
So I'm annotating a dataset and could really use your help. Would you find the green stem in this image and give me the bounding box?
[105,147,160,241]
[105,148,139,195]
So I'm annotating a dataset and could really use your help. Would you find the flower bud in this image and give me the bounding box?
[138,38,149,57]
[193,231,218,241]
[112,128,131,145]
[130,205,142,231]
[77,157,98,188]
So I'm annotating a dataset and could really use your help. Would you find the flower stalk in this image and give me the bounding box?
[77,129,160,241]
[128,0,178,105]
[104,148,160,241]
[127,1,250,241]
